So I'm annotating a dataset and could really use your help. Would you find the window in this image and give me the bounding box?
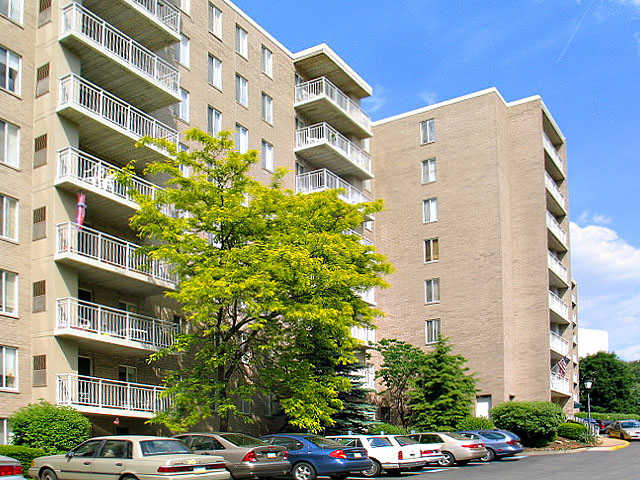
[261,92,273,124]
[207,54,222,89]
[0,0,23,23]
[0,46,21,94]
[73,440,103,457]
[178,0,190,14]
[425,318,441,344]
[261,45,273,77]
[99,440,132,459]
[234,124,248,154]
[239,398,252,414]
[32,206,46,240]
[424,238,439,263]
[35,63,49,96]
[420,119,435,144]
[118,365,137,383]
[0,418,11,445]
[261,140,274,172]
[174,34,189,67]
[0,119,19,167]
[32,354,46,387]
[208,3,222,38]
[425,278,440,304]
[363,179,372,192]
[235,74,248,106]
[33,134,47,168]
[32,280,45,313]
[38,0,51,25]
[422,158,436,183]
[174,88,189,122]
[0,346,17,389]
[422,198,438,223]
[207,106,222,136]
[0,270,17,315]
[235,25,248,58]
[189,435,223,451]
[0,194,17,241]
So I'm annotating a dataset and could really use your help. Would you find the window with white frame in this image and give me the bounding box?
[207,106,222,136]
[174,34,189,67]
[425,319,441,344]
[0,346,17,390]
[208,3,222,38]
[261,45,273,77]
[0,418,12,445]
[234,124,248,154]
[261,92,273,124]
[261,140,274,172]
[174,88,189,122]
[0,194,17,241]
[0,270,17,315]
[235,25,248,58]
[425,278,440,304]
[424,238,439,263]
[235,74,248,106]
[207,54,222,89]
[422,158,436,183]
[422,198,438,223]
[0,120,19,168]
[420,119,435,144]
[0,47,20,94]
[0,0,23,24]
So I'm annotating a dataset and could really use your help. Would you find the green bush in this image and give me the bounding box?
[575,412,640,421]
[0,445,46,475]
[10,401,92,454]
[490,401,564,447]
[558,422,587,440]
[456,416,495,430]
[368,423,408,435]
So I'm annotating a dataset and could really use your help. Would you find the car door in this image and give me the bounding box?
[268,437,307,462]
[90,440,131,480]
[61,439,104,480]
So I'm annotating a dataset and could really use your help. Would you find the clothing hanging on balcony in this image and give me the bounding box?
[76,191,86,226]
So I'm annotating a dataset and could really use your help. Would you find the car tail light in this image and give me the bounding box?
[421,450,435,456]
[0,465,22,476]
[158,463,226,473]
[461,444,482,448]
[329,450,348,459]
[242,451,258,462]
[506,440,519,445]
[398,450,403,460]
[282,451,288,460]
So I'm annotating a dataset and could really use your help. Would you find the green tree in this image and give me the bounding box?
[579,352,636,413]
[375,339,427,427]
[121,129,391,433]
[409,337,477,430]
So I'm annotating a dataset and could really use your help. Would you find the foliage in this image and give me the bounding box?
[490,401,564,447]
[579,352,637,414]
[9,401,91,454]
[408,337,477,431]
[558,422,590,442]
[122,129,391,433]
[575,412,640,421]
[0,445,46,474]
[456,416,495,431]
[375,339,426,427]
[368,423,408,435]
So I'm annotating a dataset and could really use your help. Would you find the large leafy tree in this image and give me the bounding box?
[580,352,636,413]
[121,129,391,432]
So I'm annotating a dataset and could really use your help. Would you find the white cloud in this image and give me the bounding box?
[577,210,613,225]
[418,91,438,106]
[362,84,388,114]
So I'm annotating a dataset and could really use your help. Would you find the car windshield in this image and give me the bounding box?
[219,433,267,447]
[446,433,473,441]
[621,421,640,428]
[140,440,192,456]
[394,436,419,446]
[479,432,506,440]
[305,436,343,448]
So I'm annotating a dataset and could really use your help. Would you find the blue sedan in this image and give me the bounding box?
[261,434,372,480]
[456,430,523,462]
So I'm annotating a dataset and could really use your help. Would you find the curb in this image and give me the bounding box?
[589,440,629,452]
[523,440,629,456]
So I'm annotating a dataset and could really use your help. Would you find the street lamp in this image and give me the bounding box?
[584,380,594,427]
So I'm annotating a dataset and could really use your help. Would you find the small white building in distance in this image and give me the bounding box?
[578,328,610,358]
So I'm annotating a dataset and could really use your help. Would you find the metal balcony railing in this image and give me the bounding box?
[550,371,571,396]
[296,169,371,205]
[61,3,179,95]
[56,297,177,349]
[127,0,180,33]
[550,331,570,357]
[543,132,565,176]
[344,229,373,246]
[547,251,568,283]
[546,211,568,247]
[545,172,566,211]
[549,291,569,320]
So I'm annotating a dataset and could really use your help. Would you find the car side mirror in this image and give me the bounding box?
[65,451,74,459]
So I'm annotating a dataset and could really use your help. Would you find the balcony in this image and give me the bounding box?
[351,326,376,346]
[55,222,177,295]
[57,373,169,418]
[55,297,177,355]
[295,77,371,138]
[355,365,375,390]
[573,372,579,384]
[549,291,570,324]
[295,123,373,179]
[357,287,376,305]
[548,251,569,287]
[572,292,577,305]
[82,0,180,50]
[57,74,178,166]
[550,372,571,396]
[345,229,373,246]
[546,211,568,252]
[296,169,372,205]
[572,313,577,325]
[545,172,567,216]
[550,331,570,357]
[60,3,180,111]
[573,352,578,364]
[543,132,565,181]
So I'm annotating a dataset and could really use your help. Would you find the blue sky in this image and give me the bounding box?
[236,0,640,359]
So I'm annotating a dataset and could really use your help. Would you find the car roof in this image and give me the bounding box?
[88,435,176,441]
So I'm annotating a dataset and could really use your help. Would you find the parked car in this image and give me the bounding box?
[408,432,486,467]
[328,434,440,477]
[175,433,289,479]
[456,430,523,462]
[607,420,640,440]
[0,455,26,479]
[29,436,231,480]
[598,419,613,434]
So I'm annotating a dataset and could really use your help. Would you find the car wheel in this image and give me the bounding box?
[480,448,496,462]
[437,452,456,467]
[40,469,58,480]
[361,459,381,477]
[292,462,316,480]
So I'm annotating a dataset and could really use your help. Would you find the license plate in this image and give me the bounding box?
[267,453,277,458]
[194,466,206,472]
[354,453,362,458]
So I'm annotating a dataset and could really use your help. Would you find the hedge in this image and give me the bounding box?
[558,422,588,441]
[456,416,495,431]
[368,423,408,435]
[575,412,640,421]
[0,445,46,475]
[491,401,564,447]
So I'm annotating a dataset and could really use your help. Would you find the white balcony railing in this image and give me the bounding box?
[57,373,169,415]
[543,132,564,177]
[550,372,571,396]
[56,222,178,285]
[295,123,372,176]
[549,291,569,321]
[358,287,376,305]
[550,331,570,357]
[296,169,371,205]
[355,365,375,390]
[295,77,371,132]
[56,297,177,349]
[572,293,577,304]
[545,172,566,211]
[59,74,179,145]
[345,229,373,246]
[573,372,579,384]
[351,326,376,346]
[572,313,577,324]
[126,0,180,33]
[546,211,568,247]
[547,251,568,283]
[61,3,179,95]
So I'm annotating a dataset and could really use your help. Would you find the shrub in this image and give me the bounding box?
[0,445,46,474]
[368,423,408,435]
[558,422,587,440]
[490,401,564,447]
[10,401,92,454]
[456,416,495,431]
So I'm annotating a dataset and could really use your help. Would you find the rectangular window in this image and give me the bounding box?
[420,119,435,144]
[0,418,11,444]
[207,54,222,89]
[425,319,441,344]
[0,346,17,390]
[174,88,189,122]
[0,120,19,168]
[32,280,45,313]
[118,365,137,383]
[422,198,438,223]
[235,25,248,58]
[235,74,248,106]
[422,158,436,183]
[208,3,222,38]
[0,270,17,315]
[38,0,51,25]
[261,92,273,124]
[261,140,274,172]
[0,46,21,94]
[0,194,17,241]
[235,124,248,154]
[32,206,46,240]
[0,0,23,23]
[261,45,273,77]
[174,34,189,67]
[207,106,222,136]
[35,63,49,96]
[34,134,47,168]
[425,278,440,304]
[424,238,439,263]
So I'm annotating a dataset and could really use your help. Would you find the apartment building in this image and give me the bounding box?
[0,0,375,436]
[371,88,579,414]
